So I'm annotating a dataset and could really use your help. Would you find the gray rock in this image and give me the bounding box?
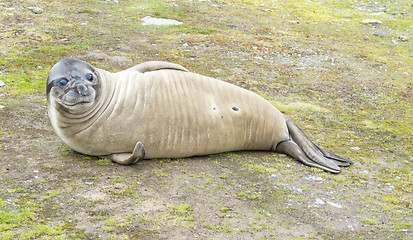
[315,198,325,205]
[27,7,43,14]
[373,32,390,37]
[304,175,324,181]
[327,201,343,208]
[141,16,183,26]
[287,20,300,24]
[361,19,382,25]
[398,35,408,42]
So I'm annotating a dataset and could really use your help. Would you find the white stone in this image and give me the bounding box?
[361,19,382,25]
[315,198,325,205]
[141,16,183,26]
[327,201,343,208]
[305,176,324,181]
[398,36,408,42]
[27,7,43,14]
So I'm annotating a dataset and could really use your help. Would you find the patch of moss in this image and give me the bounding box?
[165,203,195,227]
[96,158,112,165]
[0,196,67,239]
[237,190,262,201]
[151,169,169,177]
[360,216,380,225]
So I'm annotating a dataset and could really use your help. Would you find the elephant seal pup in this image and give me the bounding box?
[47,58,352,173]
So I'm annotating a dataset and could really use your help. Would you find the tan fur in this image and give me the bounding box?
[48,64,289,159]
[48,59,353,172]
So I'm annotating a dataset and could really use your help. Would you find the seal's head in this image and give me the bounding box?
[47,58,100,111]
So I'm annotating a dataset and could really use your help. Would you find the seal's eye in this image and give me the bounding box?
[86,73,93,81]
[55,78,68,87]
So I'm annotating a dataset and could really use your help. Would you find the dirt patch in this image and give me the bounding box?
[0,95,410,239]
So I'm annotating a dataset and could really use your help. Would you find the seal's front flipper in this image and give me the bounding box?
[106,142,145,165]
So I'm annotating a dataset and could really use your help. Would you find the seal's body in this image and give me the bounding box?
[47,59,352,173]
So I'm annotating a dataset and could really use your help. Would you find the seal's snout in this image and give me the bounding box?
[62,82,95,106]
[76,84,90,96]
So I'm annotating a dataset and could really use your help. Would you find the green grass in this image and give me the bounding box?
[0,198,67,239]
[96,158,113,165]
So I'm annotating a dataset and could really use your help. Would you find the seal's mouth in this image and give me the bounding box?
[62,96,94,106]
[61,89,96,106]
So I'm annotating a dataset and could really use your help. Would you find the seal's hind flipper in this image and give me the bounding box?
[313,143,352,166]
[106,142,145,165]
[275,119,352,173]
[276,140,341,173]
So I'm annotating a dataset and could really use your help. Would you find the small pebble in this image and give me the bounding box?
[373,32,390,38]
[287,20,300,24]
[398,36,408,42]
[141,16,183,26]
[305,176,324,181]
[361,19,382,25]
[315,198,325,205]
[327,201,343,209]
[27,7,43,14]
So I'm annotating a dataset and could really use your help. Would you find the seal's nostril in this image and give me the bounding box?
[76,84,89,96]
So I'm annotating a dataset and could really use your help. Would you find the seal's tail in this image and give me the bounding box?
[275,119,352,173]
